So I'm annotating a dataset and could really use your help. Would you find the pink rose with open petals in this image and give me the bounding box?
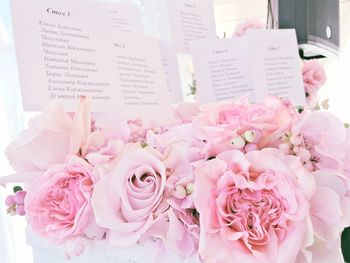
[194,149,312,263]
[302,60,327,94]
[6,103,72,172]
[25,157,102,244]
[91,148,168,247]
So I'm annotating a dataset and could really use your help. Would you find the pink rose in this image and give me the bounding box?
[5,103,72,172]
[192,97,298,157]
[302,60,327,94]
[310,170,350,242]
[91,148,168,247]
[25,157,103,243]
[174,103,200,123]
[83,122,130,166]
[145,208,199,258]
[194,149,311,263]
[233,19,265,37]
[293,111,348,171]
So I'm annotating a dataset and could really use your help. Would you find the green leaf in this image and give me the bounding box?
[13,186,23,193]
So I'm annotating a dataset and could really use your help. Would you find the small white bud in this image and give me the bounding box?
[243,130,256,143]
[186,183,194,194]
[173,185,187,199]
[231,136,245,149]
[290,134,303,146]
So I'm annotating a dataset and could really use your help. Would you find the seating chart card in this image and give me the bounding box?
[104,3,143,34]
[191,29,306,106]
[107,34,173,121]
[167,0,216,54]
[11,0,173,121]
[160,41,183,103]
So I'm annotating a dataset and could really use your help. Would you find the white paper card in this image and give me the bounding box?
[103,3,143,34]
[159,41,183,103]
[167,0,216,54]
[11,0,173,121]
[107,34,173,121]
[247,30,306,105]
[191,29,306,106]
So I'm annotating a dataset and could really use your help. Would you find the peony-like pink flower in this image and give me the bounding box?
[25,157,103,243]
[233,19,265,37]
[194,149,312,263]
[91,148,168,247]
[5,103,73,172]
[302,60,327,94]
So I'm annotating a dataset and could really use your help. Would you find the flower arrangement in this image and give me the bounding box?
[1,20,346,262]
[2,70,350,263]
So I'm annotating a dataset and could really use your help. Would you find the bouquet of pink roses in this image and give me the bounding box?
[2,82,350,263]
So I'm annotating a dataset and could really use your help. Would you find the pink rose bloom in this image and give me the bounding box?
[145,208,199,258]
[146,126,205,164]
[91,148,168,247]
[302,60,327,94]
[310,170,350,241]
[233,19,265,37]
[192,97,298,157]
[6,103,72,172]
[174,103,200,123]
[25,157,103,244]
[166,164,195,210]
[194,149,312,263]
[83,122,130,166]
[297,169,350,263]
[293,111,348,171]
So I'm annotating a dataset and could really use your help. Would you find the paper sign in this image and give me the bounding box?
[191,29,306,106]
[159,41,183,103]
[104,3,143,34]
[167,0,216,54]
[106,34,173,121]
[11,0,173,121]
[247,30,306,105]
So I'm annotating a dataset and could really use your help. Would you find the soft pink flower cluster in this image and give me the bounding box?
[2,95,350,263]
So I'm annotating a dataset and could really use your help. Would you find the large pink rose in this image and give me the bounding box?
[5,103,72,172]
[91,148,168,247]
[194,149,312,263]
[25,157,102,243]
